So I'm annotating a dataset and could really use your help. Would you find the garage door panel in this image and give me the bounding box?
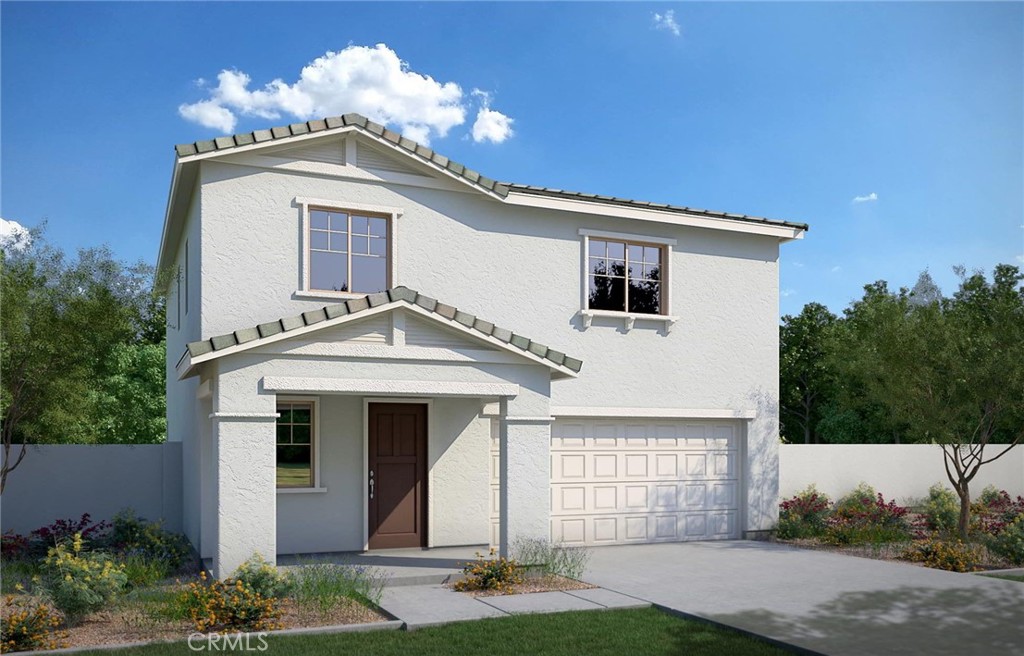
[492,419,741,547]
[551,510,739,545]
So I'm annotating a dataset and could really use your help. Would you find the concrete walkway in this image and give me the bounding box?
[582,541,1024,656]
[378,584,648,630]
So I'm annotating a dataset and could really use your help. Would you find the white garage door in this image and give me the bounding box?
[490,419,742,546]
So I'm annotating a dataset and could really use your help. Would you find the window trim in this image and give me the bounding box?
[578,229,678,332]
[274,396,322,491]
[295,197,403,299]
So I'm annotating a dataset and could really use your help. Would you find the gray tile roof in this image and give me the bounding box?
[185,286,583,374]
[174,113,807,232]
[175,113,510,198]
[504,184,809,231]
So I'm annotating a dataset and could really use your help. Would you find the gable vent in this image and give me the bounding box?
[357,144,428,176]
[280,139,346,166]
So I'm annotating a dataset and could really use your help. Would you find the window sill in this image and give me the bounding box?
[277,486,328,495]
[293,290,371,301]
[580,309,679,333]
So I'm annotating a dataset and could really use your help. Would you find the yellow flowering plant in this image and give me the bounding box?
[1,595,69,653]
[40,533,127,622]
[179,570,283,634]
[453,548,523,593]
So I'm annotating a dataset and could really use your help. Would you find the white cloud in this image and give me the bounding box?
[1016,254,1024,264]
[0,218,30,251]
[178,99,236,133]
[852,192,878,203]
[781,288,796,298]
[653,10,681,37]
[178,44,513,146]
[792,261,805,268]
[830,265,842,273]
[470,89,514,144]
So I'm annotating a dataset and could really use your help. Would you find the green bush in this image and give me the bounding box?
[776,486,831,539]
[511,538,591,579]
[40,534,127,622]
[833,483,878,514]
[109,510,191,572]
[289,561,387,615]
[921,485,959,534]
[988,516,1024,566]
[233,554,293,599]
[118,553,171,588]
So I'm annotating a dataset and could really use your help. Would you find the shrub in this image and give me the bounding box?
[822,485,910,545]
[971,487,1024,536]
[179,571,282,633]
[119,553,172,588]
[289,562,387,615]
[904,538,982,572]
[921,485,959,535]
[453,548,523,593]
[0,533,29,560]
[776,486,832,539]
[511,538,591,579]
[1,595,68,653]
[31,514,109,548]
[233,555,292,600]
[988,516,1024,566]
[40,534,127,622]
[109,510,191,571]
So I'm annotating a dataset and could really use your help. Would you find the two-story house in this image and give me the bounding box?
[159,114,807,576]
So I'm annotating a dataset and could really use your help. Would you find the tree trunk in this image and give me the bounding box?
[957,481,971,540]
[804,422,811,445]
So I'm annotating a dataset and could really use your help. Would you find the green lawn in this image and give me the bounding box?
[70,607,793,656]
[984,573,1024,583]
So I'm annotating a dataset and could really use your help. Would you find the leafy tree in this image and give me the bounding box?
[91,341,166,444]
[779,303,837,443]
[828,266,1024,537]
[1,228,166,492]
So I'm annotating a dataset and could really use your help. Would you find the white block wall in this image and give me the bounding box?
[780,444,1024,503]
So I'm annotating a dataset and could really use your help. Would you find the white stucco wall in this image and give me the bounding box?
[780,444,1024,503]
[172,134,786,544]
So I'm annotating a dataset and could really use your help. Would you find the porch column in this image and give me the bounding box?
[498,397,552,557]
[211,369,277,578]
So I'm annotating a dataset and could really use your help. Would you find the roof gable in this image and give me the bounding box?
[179,286,582,379]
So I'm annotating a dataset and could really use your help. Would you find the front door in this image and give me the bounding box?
[368,403,427,549]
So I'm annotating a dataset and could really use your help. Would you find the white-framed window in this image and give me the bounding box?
[294,197,402,299]
[579,229,678,331]
[275,397,320,489]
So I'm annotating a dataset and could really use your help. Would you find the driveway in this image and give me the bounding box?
[583,541,1024,656]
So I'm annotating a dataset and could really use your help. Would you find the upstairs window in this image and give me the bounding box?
[308,209,389,294]
[587,238,664,315]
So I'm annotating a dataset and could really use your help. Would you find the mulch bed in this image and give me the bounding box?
[453,574,596,597]
[776,537,1014,571]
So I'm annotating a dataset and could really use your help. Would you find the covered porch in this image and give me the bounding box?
[177,287,581,578]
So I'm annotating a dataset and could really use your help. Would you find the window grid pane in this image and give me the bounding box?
[587,238,663,315]
[308,209,389,293]
[276,402,314,488]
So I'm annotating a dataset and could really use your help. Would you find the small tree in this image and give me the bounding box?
[832,266,1024,537]
[779,303,837,443]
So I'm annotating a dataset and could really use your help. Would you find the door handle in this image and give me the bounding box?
[369,470,375,500]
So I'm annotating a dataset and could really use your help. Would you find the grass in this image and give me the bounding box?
[65,607,793,656]
[0,557,41,593]
[288,560,388,614]
[983,573,1024,583]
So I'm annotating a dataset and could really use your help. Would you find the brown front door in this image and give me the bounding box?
[368,403,427,549]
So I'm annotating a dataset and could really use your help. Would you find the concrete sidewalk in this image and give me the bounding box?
[378,584,648,630]
[583,541,1024,656]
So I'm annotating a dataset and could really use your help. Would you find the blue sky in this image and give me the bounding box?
[2,2,1021,317]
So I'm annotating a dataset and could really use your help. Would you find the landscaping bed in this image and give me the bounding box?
[773,483,1024,573]
[1,512,388,653]
[448,540,595,597]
